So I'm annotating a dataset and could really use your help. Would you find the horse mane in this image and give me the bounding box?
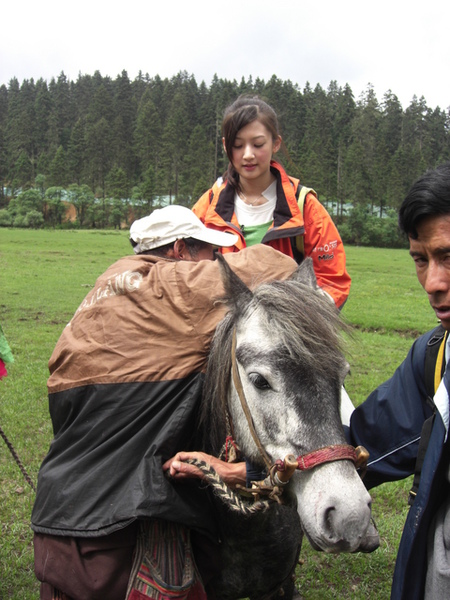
[201,271,349,456]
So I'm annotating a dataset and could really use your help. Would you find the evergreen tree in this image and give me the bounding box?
[346,85,384,213]
[181,124,215,202]
[160,84,194,202]
[0,85,8,202]
[297,84,336,197]
[67,118,87,184]
[424,106,450,165]
[0,70,448,236]
[380,91,403,157]
[401,95,429,188]
[133,92,162,177]
[48,146,69,187]
[47,72,74,149]
[112,70,136,181]
[6,78,37,183]
[84,117,114,195]
[34,79,52,156]
[333,83,356,218]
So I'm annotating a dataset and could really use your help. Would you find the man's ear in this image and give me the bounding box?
[173,239,187,260]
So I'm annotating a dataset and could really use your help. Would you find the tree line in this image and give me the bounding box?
[0,69,449,241]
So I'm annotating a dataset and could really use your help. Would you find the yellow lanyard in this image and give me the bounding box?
[434,331,449,393]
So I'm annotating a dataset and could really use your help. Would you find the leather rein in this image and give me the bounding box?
[230,328,368,487]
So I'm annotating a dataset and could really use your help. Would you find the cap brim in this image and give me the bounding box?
[192,229,239,248]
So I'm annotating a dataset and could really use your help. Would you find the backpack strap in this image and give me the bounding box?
[293,184,317,259]
[408,325,448,505]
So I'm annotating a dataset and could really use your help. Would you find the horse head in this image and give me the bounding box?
[203,255,378,555]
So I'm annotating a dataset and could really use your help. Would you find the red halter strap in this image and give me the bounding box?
[275,444,362,474]
[296,444,357,470]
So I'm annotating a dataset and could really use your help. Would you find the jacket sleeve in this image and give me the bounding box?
[348,333,433,489]
[302,194,351,309]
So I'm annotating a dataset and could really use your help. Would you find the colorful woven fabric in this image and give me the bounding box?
[126,520,207,600]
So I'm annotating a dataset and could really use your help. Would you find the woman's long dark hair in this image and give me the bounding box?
[222,95,282,193]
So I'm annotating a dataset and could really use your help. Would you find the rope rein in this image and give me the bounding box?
[186,458,271,514]
[0,423,37,493]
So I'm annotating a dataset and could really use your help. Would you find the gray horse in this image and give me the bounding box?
[194,256,378,600]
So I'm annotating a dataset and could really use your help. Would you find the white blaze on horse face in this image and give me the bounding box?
[230,308,373,554]
[229,311,305,461]
[230,308,343,461]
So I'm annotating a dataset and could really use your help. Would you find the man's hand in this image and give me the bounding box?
[162,451,246,488]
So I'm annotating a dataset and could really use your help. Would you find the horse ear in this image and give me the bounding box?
[290,257,318,289]
[216,253,253,308]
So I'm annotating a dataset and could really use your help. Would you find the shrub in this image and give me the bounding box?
[13,214,27,227]
[339,207,407,248]
[0,209,12,226]
[12,211,45,229]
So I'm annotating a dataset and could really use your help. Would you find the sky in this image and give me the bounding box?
[2,0,449,110]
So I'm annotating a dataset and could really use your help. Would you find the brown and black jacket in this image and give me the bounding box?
[31,246,296,539]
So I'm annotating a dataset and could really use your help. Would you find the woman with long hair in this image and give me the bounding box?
[192,95,351,309]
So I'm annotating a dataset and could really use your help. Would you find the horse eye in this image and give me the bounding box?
[248,372,271,390]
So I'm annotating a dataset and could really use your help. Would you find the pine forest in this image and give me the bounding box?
[1,69,449,243]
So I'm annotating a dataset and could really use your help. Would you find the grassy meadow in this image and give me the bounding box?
[0,228,439,600]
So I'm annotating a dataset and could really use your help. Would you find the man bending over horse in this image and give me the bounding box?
[31,205,298,600]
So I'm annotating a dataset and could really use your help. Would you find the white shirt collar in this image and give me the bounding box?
[434,333,450,440]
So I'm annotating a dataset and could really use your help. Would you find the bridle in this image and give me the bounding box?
[230,329,369,488]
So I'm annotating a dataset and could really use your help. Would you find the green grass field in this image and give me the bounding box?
[0,229,439,599]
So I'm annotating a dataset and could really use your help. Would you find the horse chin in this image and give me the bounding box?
[302,530,325,552]
[303,529,377,554]
[304,535,352,554]
[306,518,380,554]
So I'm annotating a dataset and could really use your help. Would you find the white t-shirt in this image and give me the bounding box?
[234,181,277,226]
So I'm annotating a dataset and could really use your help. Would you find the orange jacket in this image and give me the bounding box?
[193,161,351,308]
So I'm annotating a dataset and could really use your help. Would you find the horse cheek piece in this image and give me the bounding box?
[197,256,379,599]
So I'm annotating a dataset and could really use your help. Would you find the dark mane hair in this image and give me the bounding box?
[399,161,450,239]
[201,276,348,455]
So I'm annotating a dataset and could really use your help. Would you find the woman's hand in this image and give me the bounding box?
[162,451,246,488]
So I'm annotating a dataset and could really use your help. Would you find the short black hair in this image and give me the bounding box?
[129,237,211,257]
[399,162,450,239]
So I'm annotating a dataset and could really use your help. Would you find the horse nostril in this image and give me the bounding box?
[323,505,337,538]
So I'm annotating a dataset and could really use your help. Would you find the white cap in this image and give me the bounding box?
[130,205,238,254]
